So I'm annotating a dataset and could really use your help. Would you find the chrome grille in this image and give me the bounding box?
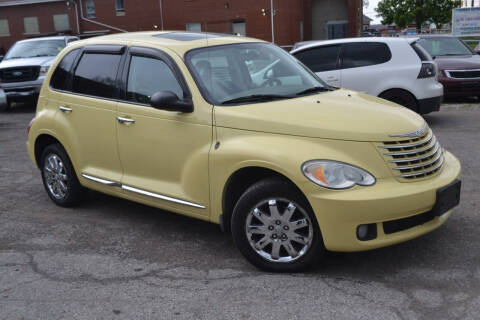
[445,69,480,79]
[378,128,444,180]
[0,66,40,83]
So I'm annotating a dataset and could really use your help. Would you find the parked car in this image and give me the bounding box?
[291,37,443,114]
[27,32,461,272]
[415,35,480,99]
[0,36,79,111]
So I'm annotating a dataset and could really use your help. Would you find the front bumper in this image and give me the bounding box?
[418,95,442,114]
[439,77,480,98]
[2,76,44,101]
[305,151,461,252]
[0,88,6,107]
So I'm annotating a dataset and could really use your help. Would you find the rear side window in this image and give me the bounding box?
[50,49,79,91]
[293,45,341,72]
[341,42,392,69]
[126,55,184,104]
[72,53,122,99]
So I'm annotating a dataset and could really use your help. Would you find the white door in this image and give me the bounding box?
[292,45,341,87]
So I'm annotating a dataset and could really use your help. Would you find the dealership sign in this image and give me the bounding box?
[452,7,480,36]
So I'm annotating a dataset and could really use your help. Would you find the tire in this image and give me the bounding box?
[231,177,325,272]
[40,144,85,207]
[0,101,10,112]
[379,90,419,113]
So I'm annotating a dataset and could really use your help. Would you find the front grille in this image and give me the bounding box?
[0,66,40,83]
[446,69,480,79]
[378,127,444,180]
[383,210,435,234]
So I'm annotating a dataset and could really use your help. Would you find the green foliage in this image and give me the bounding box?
[376,0,461,30]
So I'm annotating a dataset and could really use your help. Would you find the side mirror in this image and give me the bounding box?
[150,91,193,113]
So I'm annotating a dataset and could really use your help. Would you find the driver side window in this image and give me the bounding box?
[126,56,183,105]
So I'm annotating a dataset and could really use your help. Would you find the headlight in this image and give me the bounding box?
[39,66,50,76]
[302,160,376,189]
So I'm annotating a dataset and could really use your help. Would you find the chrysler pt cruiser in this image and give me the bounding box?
[27,32,461,271]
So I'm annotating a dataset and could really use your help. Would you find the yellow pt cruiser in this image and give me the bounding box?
[27,32,461,271]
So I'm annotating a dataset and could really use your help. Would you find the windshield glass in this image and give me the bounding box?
[417,37,473,57]
[185,42,329,105]
[5,39,66,60]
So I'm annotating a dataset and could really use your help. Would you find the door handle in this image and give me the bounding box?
[327,76,338,81]
[59,106,72,112]
[117,116,135,124]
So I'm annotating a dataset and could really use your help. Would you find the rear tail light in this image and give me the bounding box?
[27,118,35,135]
[418,62,436,79]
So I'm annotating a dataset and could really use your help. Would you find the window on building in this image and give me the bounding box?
[115,0,125,16]
[341,42,392,69]
[23,17,39,34]
[186,23,201,32]
[72,53,122,99]
[232,20,246,36]
[0,19,9,37]
[51,49,80,91]
[53,14,70,32]
[86,0,96,18]
[293,45,341,72]
[126,56,184,105]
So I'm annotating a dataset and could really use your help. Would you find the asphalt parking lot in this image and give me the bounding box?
[0,102,479,320]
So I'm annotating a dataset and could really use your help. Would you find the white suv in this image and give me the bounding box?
[291,37,443,114]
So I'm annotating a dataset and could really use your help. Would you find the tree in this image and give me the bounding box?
[376,0,461,31]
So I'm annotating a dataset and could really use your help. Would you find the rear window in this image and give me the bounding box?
[293,45,341,72]
[341,42,392,69]
[50,49,79,91]
[72,53,121,99]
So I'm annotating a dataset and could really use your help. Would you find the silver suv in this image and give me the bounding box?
[0,36,78,112]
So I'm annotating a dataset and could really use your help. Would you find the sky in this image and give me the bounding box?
[364,0,382,25]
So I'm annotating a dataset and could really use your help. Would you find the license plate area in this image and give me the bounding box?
[431,179,461,216]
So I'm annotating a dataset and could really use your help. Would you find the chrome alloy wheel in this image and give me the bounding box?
[246,199,314,263]
[43,154,68,200]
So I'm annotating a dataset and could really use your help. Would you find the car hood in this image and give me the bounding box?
[0,56,56,69]
[434,55,480,70]
[214,89,425,142]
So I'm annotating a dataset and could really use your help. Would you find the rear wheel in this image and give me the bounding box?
[40,144,85,207]
[379,89,419,112]
[231,177,325,272]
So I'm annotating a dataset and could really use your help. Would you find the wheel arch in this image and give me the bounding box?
[221,166,311,234]
[378,88,419,111]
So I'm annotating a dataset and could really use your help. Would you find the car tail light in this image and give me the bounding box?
[418,62,436,79]
[27,118,35,135]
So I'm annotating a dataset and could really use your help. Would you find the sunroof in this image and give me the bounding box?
[153,32,223,41]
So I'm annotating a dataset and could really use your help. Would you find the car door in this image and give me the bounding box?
[53,45,125,186]
[339,42,392,95]
[293,45,341,87]
[116,46,212,217]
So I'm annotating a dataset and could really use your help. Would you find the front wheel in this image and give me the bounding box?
[231,177,325,272]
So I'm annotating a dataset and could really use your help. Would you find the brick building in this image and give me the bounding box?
[0,0,363,53]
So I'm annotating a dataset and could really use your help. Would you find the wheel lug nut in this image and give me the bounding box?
[268,225,274,231]
[272,234,277,239]
[275,220,281,225]
[283,225,289,230]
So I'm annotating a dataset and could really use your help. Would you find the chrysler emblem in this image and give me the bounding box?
[13,71,23,77]
[389,124,428,138]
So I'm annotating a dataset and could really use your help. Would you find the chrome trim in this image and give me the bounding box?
[81,173,121,187]
[389,143,441,163]
[393,150,442,170]
[379,131,432,149]
[59,106,72,112]
[384,136,437,156]
[389,124,428,138]
[117,116,135,124]
[398,154,444,178]
[122,185,206,209]
[445,69,480,80]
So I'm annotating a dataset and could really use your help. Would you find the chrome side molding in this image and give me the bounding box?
[81,173,205,209]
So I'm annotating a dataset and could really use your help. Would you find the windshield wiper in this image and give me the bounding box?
[295,86,332,96]
[220,94,293,105]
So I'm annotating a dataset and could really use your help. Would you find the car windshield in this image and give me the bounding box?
[185,42,330,105]
[4,39,66,60]
[417,37,473,57]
